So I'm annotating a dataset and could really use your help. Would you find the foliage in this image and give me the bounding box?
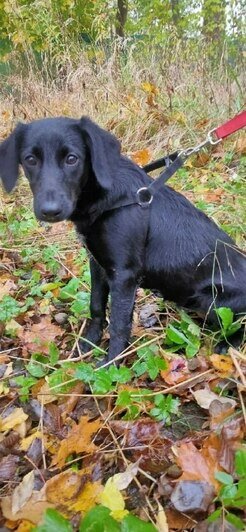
[207,449,246,530]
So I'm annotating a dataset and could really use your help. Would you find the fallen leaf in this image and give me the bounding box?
[16,521,35,532]
[141,82,159,94]
[131,148,151,166]
[175,439,221,489]
[20,431,42,451]
[155,501,169,532]
[165,508,195,530]
[12,471,35,514]
[0,278,17,299]
[110,419,173,473]
[161,356,190,385]
[0,455,19,481]
[0,408,28,433]
[46,468,102,514]
[210,354,233,377]
[52,416,101,468]
[100,476,129,521]
[18,315,63,355]
[209,400,236,430]
[192,388,236,410]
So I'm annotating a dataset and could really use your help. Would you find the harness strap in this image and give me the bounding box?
[143,151,179,173]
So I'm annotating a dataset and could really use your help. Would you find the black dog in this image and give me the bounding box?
[0,117,245,361]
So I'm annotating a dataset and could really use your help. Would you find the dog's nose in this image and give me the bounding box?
[41,201,62,219]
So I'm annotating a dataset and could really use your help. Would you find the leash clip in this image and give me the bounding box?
[207,127,222,145]
[136,187,153,207]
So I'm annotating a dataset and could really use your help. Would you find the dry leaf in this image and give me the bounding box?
[20,431,42,451]
[192,387,236,409]
[210,354,233,376]
[156,501,169,532]
[131,148,151,166]
[18,315,63,355]
[12,471,35,514]
[16,520,35,532]
[46,468,102,514]
[52,416,101,467]
[0,408,28,433]
[141,82,159,94]
[161,356,189,385]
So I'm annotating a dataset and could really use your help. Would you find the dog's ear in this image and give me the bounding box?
[79,117,121,189]
[0,123,25,193]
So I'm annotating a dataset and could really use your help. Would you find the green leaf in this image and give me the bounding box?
[48,369,75,393]
[121,514,156,531]
[236,479,246,499]
[108,365,132,383]
[116,391,132,407]
[41,281,63,293]
[79,505,120,532]
[75,362,95,383]
[166,324,188,345]
[59,278,80,300]
[215,307,233,331]
[235,449,246,477]
[92,370,114,394]
[34,508,73,532]
[26,354,50,378]
[220,484,237,500]
[71,292,90,316]
[225,512,245,530]
[207,507,222,523]
[48,342,59,365]
[215,471,234,485]
[185,342,199,358]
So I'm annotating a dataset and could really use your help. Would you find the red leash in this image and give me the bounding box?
[213,110,246,141]
[143,110,246,174]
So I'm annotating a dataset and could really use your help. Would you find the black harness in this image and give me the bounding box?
[88,151,186,226]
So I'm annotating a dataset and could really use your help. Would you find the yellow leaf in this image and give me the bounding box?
[52,416,101,468]
[0,408,28,433]
[141,82,159,94]
[16,520,35,532]
[20,431,42,451]
[100,476,129,521]
[131,148,151,167]
[210,354,233,377]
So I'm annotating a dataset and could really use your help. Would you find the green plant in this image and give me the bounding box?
[165,311,201,358]
[208,449,246,530]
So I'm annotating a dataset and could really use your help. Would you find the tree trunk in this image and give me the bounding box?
[116,0,128,38]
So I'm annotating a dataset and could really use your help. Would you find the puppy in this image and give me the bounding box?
[0,117,245,362]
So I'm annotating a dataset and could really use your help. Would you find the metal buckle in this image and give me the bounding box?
[207,127,222,145]
[136,187,153,207]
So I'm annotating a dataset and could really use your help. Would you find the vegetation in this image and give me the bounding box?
[0,1,245,531]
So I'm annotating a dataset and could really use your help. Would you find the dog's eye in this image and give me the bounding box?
[24,155,37,166]
[66,154,78,165]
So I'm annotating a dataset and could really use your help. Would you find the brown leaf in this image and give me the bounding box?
[175,439,220,488]
[18,316,63,355]
[165,508,195,530]
[0,455,19,481]
[52,416,101,468]
[111,419,173,473]
[161,356,190,385]
[209,400,235,430]
[192,387,236,410]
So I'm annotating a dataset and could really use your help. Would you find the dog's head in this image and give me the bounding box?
[0,117,121,222]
